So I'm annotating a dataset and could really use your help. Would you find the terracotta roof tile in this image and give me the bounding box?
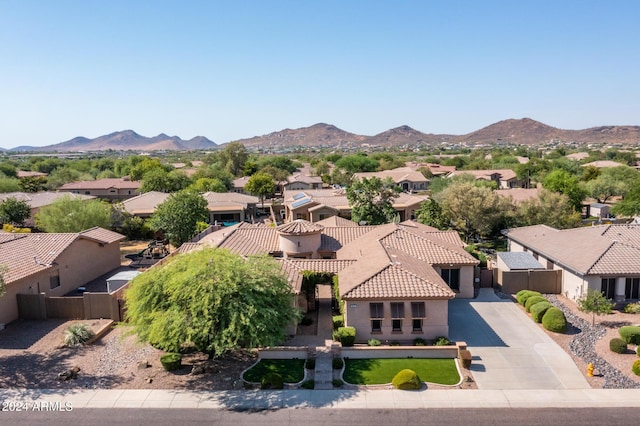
[79,227,126,244]
[58,178,141,190]
[277,220,324,235]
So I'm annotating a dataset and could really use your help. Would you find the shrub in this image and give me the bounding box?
[332,378,343,388]
[300,379,314,389]
[619,326,640,344]
[413,338,426,346]
[459,349,472,369]
[525,296,548,313]
[334,327,356,346]
[609,338,627,354]
[63,323,95,347]
[391,369,421,390]
[300,316,314,326]
[332,315,344,330]
[624,302,640,314]
[516,290,542,306]
[332,358,344,370]
[434,336,451,346]
[633,360,640,377]
[368,338,381,346]
[541,307,567,333]
[530,301,552,323]
[305,358,316,370]
[160,353,182,371]
[637,346,640,357]
[260,372,284,389]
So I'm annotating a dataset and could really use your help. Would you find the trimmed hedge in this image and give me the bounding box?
[305,358,316,370]
[541,307,567,333]
[391,369,422,390]
[516,290,541,306]
[459,349,472,369]
[619,326,640,345]
[261,372,284,389]
[160,353,182,371]
[530,301,552,323]
[633,360,640,377]
[334,326,356,346]
[332,315,344,330]
[525,296,548,313]
[609,338,627,354]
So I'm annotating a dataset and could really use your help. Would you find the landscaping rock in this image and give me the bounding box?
[58,366,80,381]
[191,365,205,375]
[137,361,150,369]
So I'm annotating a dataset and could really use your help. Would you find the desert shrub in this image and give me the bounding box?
[434,336,451,346]
[160,353,182,371]
[332,358,344,370]
[609,338,628,354]
[305,358,316,370]
[332,378,343,388]
[516,290,542,306]
[633,360,640,377]
[260,372,284,389]
[619,326,640,344]
[368,338,381,346]
[391,369,421,390]
[525,296,548,313]
[332,315,344,330]
[541,307,567,333]
[334,327,356,346]
[459,349,472,369]
[299,316,313,326]
[530,301,552,323]
[300,379,314,389]
[624,302,640,314]
[63,323,95,347]
[413,338,426,346]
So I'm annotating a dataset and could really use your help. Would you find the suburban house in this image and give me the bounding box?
[283,173,323,191]
[281,188,428,224]
[232,176,251,195]
[448,169,526,189]
[581,160,626,169]
[58,177,141,200]
[503,224,640,303]
[588,203,612,220]
[353,167,429,192]
[404,162,457,177]
[0,227,125,325]
[0,192,96,226]
[181,218,479,342]
[16,170,48,179]
[118,191,171,218]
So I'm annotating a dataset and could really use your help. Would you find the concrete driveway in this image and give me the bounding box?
[448,289,590,390]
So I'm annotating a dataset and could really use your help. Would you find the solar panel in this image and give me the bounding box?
[293,192,306,200]
[291,198,311,208]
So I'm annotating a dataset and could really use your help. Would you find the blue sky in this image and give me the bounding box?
[0,1,638,149]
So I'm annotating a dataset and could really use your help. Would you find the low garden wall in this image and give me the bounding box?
[341,342,465,359]
[258,347,308,359]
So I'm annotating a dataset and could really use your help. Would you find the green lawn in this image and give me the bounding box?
[242,359,305,383]
[343,358,460,385]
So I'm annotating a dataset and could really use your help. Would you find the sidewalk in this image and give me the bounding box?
[1,388,640,410]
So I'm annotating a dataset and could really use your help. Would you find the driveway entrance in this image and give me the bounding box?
[448,289,590,390]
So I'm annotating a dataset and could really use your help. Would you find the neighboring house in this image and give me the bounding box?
[404,162,457,177]
[0,227,125,325]
[353,167,428,192]
[281,189,427,223]
[119,191,170,218]
[58,177,141,200]
[181,219,479,341]
[448,169,526,189]
[0,192,96,226]
[588,203,612,220]
[566,152,590,161]
[581,160,626,169]
[283,173,323,191]
[16,171,48,179]
[201,191,259,225]
[495,187,542,204]
[232,176,251,195]
[504,224,640,303]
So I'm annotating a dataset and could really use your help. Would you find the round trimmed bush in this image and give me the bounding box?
[541,307,567,333]
[516,290,541,306]
[530,301,552,323]
[391,369,421,390]
[619,326,640,345]
[609,338,627,354]
[633,360,640,377]
[160,353,182,371]
[525,296,548,313]
[260,372,284,389]
[368,338,381,346]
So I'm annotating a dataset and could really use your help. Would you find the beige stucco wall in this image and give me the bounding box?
[278,232,322,258]
[309,207,339,223]
[61,188,139,200]
[343,299,449,342]
[285,182,312,191]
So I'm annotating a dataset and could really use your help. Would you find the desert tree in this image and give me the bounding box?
[0,197,31,226]
[35,196,112,233]
[577,289,615,326]
[347,176,400,225]
[148,189,208,247]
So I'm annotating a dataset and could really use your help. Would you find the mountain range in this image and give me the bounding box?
[3,118,640,152]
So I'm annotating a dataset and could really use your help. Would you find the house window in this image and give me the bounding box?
[49,273,60,290]
[370,303,383,333]
[319,214,327,220]
[109,189,116,193]
[625,278,640,300]
[441,268,460,291]
[390,302,404,332]
[84,191,91,195]
[411,302,426,332]
[601,278,616,300]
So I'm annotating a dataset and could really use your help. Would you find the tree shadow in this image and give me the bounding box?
[0,320,67,350]
[600,320,632,328]
[201,388,360,411]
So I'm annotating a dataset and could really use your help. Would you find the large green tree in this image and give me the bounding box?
[542,169,587,211]
[514,190,582,229]
[124,248,299,358]
[244,172,275,207]
[346,177,400,225]
[35,196,112,232]
[148,190,208,247]
[218,142,249,176]
[0,197,31,226]
[612,179,640,217]
[415,198,449,230]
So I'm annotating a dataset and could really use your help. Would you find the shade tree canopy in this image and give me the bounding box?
[148,189,208,247]
[34,196,112,233]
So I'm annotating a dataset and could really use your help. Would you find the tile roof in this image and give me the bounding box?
[286,173,323,185]
[582,160,626,168]
[450,169,517,181]
[279,259,356,293]
[202,191,259,209]
[353,167,428,184]
[0,192,95,209]
[119,191,170,215]
[58,178,141,190]
[315,216,358,227]
[277,220,324,235]
[16,171,48,178]
[79,227,126,244]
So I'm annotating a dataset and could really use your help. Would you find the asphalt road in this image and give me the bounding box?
[0,408,636,426]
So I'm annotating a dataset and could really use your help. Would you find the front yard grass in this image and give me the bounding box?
[343,358,460,385]
[242,359,305,383]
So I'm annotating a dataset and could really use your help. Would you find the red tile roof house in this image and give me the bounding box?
[353,167,429,192]
[0,228,125,325]
[448,169,527,189]
[58,177,141,201]
[0,192,96,226]
[503,224,640,303]
[181,218,479,342]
